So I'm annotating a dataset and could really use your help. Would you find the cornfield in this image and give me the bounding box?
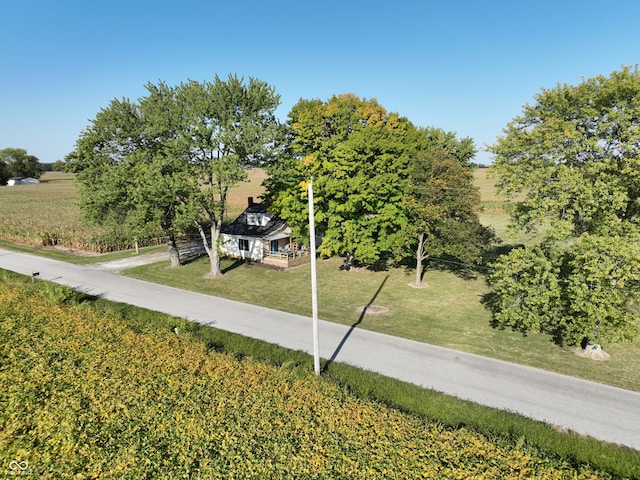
[0,170,267,253]
[0,172,127,251]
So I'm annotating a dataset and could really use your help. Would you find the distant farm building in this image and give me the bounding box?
[7,177,40,186]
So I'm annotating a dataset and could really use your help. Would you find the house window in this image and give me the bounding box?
[238,238,249,251]
[247,214,262,226]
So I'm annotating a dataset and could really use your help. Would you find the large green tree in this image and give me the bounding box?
[488,66,640,346]
[67,96,191,266]
[489,235,640,346]
[404,131,494,286]
[169,75,282,277]
[68,75,281,275]
[0,148,42,181]
[264,94,421,265]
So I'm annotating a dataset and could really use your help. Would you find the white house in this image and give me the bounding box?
[220,198,309,268]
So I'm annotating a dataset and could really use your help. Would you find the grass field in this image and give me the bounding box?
[474,167,546,244]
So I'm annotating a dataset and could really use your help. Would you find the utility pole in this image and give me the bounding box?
[308,178,320,375]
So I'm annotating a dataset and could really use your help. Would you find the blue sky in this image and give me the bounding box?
[1,0,639,165]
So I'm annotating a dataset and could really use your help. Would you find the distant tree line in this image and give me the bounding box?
[40,160,66,172]
[0,148,43,185]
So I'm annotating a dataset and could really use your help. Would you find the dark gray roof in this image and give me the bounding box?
[221,203,288,238]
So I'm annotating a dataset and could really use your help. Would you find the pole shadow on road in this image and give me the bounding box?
[322,275,389,373]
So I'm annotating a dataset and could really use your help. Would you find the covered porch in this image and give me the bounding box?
[262,234,311,268]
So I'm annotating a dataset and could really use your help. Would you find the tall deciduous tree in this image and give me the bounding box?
[170,75,282,277]
[488,66,640,346]
[66,97,190,266]
[68,75,281,275]
[490,66,640,239]
[404,132,493,286]
[0,148,42,180]
[264,94,420,265]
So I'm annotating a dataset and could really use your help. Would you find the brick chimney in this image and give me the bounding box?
[248,197,254,207]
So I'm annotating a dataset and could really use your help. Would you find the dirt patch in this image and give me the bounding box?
[573,344,611,361]
[202,269,227,280]
[356,305,389,315]
[93,252,169,272]
[408,281,428,289]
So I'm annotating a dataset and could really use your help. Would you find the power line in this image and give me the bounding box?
[426,256,492,271]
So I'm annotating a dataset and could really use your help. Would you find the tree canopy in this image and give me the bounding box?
[264,95,492,273]
[68,75,281,275]
[264,94,421,265]
[488,66,640,346]
[167,75,282,277]
[66,96,191,265]
[489,234,640,346]
[404,133,494,286]
[490,66,640,240]
[0,148,42,183]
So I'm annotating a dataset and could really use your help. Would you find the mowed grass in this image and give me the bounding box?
[2,168,639,392]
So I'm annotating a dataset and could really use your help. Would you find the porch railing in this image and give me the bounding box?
[263,248,310,267]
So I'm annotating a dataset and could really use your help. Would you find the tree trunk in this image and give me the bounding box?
[195,220,223,277]
[415,232,424,285]
[164,228,181,268]
[413,232,428,287]
[208,222,223,277]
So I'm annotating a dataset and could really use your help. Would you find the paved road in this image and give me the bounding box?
[1,248,639,450]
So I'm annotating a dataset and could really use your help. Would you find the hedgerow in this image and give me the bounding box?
[0,284,612,478]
